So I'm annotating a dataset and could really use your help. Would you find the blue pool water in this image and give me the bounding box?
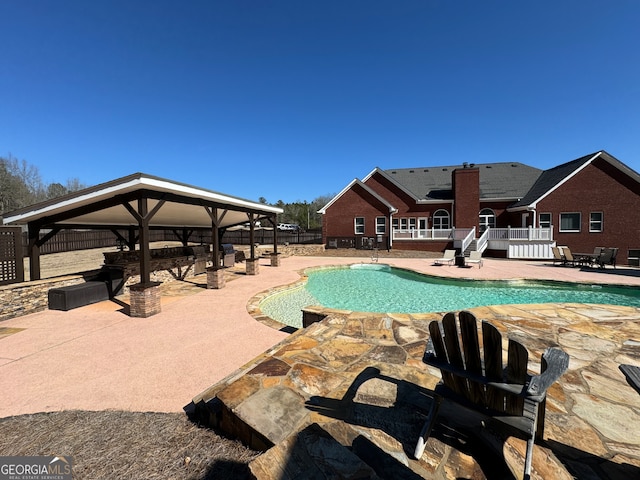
[259,264,640,328]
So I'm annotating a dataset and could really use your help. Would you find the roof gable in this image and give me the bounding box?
[509,151,640,209]
[318,176,397,214]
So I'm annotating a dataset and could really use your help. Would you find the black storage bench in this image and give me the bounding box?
[48,281,110,311]
[48,266,124,311]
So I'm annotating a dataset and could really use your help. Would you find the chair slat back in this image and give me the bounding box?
[428,320,458,391]
[482,321,506,411]
[506,339,528,414]
[442,313,468,395]
[428,312,533,416]
[459,311,484,405]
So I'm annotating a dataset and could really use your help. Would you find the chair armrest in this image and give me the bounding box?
[526,348,570,396]
[620,364,640,395]
[424,355,535,397]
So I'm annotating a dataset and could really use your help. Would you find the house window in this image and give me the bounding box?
[408,218,417,230]
[559,213,581,232]
[432,209,450,229]
[629,249,640,267]
[354,217,365,235]
[539,213,551,228]
[479,208,496,232]
[375,217,386,235]
[399,218,408,230]
[589,212,603,232]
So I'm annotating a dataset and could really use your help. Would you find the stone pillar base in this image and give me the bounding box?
[207,267,226,289]
[246,258,260,275]
[129,282,162,318]
[270,253,281,267]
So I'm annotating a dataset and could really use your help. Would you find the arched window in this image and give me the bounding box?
[432,209,450,229]
[479,208,496,232]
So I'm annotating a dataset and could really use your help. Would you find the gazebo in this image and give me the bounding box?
[2,172,283,316]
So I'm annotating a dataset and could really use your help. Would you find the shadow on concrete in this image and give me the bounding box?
[540,262,640,279]
[109,297,130,315]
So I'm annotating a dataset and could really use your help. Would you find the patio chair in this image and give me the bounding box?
[414,311,570,480]
[466,250,483,268]
[596,248,616,268]
[562,247,577,267]
[433,249,456,266]
[619,364,640,395]
[551,246,565,266]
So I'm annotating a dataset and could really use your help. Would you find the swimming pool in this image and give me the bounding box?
[258,264,640,328]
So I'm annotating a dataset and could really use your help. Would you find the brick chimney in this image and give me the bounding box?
[452,165,480,230]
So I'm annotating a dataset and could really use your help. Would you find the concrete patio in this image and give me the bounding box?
[2,252,640,478]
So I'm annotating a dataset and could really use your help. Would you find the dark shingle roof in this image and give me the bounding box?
[509,154,594,208]
[385,162,542,201]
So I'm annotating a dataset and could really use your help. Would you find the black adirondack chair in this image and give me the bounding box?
[414,311,569,480]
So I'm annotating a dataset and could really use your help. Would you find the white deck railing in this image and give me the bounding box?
[392,228,454,240]
[392,226,553,244]
[476,227,490,252]
[460,227,476,253]
[488,227,553,241]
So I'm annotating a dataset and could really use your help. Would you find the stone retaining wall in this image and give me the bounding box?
[0,273,94,321]
[250,244,325,257]
[113,255,205,294]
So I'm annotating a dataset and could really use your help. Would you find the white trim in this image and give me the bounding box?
[589,211,604,232]
[533,152,602,208]
[2,173,283,227]
[317,178,398,215]
[559,212,581,232]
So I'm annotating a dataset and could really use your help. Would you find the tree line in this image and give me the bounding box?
[258,196,333,231]
[0,154,86,216]
[0,154,334,228]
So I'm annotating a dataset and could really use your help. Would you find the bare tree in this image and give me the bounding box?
[0,154,87,216]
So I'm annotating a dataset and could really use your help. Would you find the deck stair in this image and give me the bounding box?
[463,239,477,256]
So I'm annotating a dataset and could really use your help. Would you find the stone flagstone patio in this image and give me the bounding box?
[188,299,640,479]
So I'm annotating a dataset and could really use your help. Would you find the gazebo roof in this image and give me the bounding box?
[2,172,282,230]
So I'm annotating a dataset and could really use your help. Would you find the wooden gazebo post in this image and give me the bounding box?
[125,196,164,317]
[269,214,280,267]
[27,224,41,281]
[246,213,259,275]
[206,206,226,289]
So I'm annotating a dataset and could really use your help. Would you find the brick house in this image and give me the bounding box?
[319,151,640,265]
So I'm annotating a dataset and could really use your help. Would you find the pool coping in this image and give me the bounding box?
[247,261,640,331]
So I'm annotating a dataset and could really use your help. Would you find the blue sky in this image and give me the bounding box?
[2,1,639,204]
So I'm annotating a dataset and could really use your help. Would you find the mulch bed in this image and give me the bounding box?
[0,410,259,479]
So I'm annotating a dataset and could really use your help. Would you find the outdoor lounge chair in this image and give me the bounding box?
[561,246,577,267]
[414,311,570,480]
[466,250,483,268]
[433,249,456,266]
[551,246,565,266]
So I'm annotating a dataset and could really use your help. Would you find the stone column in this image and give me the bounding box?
[246,258,260,275]
[129,282,162,318]
[270,252,281,267]
[207,267,226,289]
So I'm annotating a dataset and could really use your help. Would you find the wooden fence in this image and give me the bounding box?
[19,228,323,256]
